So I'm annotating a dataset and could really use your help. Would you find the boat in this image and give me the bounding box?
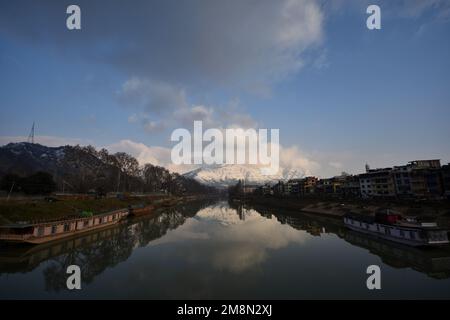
[0,209,129,244]
[343,211,449,247]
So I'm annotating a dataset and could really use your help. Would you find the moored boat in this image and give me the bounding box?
[0,209,129,244]
[343,211,449,247]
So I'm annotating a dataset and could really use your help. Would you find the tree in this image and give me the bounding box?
[0,173,21,193]
[21,171,57,195]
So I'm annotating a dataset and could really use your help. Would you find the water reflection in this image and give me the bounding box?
[0,199,450,298]
[241,201,450,280]
[0,200,213,292]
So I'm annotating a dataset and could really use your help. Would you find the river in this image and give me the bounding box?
[1,199,450,299]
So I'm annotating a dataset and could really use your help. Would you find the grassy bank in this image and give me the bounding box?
[0,195,176,224]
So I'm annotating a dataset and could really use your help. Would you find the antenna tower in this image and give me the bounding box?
[27,122,35,144]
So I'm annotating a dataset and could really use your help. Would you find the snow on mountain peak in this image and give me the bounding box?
[183,164,304,187]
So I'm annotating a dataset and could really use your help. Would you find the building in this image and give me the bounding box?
[272,181,286,196]
[441,163,450,199]
[359,167,396,198]
[286,179,302,195]
[393,165,412,197]
[261,183,273,196]
[392,160,443,199]
[340,175,361,197]
[242,184,259,194]
[316,178,341,195]
[360,160,443,199]
[302,176,318,194]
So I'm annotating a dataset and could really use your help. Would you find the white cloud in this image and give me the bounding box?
[328,161,343,169]
[118,77,258,132]
[105,139,197,174]
[106,139,169,167]
[118,77,188,114]
[279,145,320,176]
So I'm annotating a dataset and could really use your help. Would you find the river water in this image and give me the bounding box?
[1,199,450,299]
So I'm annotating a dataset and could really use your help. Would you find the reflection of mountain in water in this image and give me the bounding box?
[0,200,215,291]
[2,198,450,293]
[242,202,450,280]
[230,200,343,237]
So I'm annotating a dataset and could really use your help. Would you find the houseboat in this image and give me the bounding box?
[0,209,129,244]
[343,211,449,247]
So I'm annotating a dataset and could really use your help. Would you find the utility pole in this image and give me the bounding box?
[117,170,121,193]
[7,181,15,201]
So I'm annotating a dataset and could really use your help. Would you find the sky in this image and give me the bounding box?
[1,0,450,177]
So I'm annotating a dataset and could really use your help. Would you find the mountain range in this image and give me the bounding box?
[183,164,304,187]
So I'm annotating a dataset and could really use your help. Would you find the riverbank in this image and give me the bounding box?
[0,193,213,225]
[235,195,450,227]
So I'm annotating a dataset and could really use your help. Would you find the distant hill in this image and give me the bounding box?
[0,142,213,194]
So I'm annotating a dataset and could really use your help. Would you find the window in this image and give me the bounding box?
[64,224,70,232]
[83,220,89,227]
[51,225,57,234]
[37,227,44,236]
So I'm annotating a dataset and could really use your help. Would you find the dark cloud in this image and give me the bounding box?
[0,0,324,88]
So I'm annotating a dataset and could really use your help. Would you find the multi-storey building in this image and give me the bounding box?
[340,175,361,197]
[393,165,412,197]
[360,160,443,199]
[393,160,442,199]
[442,163,450,199]
[359,168,395,198]
[272,181,286,196]
[286,179,302,195]
[302,176,318,194]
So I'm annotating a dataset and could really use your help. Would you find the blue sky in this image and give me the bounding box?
[1,0,449,177]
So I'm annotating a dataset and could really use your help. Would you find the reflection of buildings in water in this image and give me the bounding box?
[249,204,450,280]
[249,204,334,237]
[275,215,324,237]
[344,230,450,279]
[0,200,213,291]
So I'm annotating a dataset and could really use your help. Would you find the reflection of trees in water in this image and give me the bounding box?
[246,202,450,280]
[42,200,212,291]
[0,199,215,292]
[42,225,135,292]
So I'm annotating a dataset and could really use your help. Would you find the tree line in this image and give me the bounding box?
[0,144,215,196]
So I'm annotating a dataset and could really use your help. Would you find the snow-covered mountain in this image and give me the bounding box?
[183,164,304,187]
